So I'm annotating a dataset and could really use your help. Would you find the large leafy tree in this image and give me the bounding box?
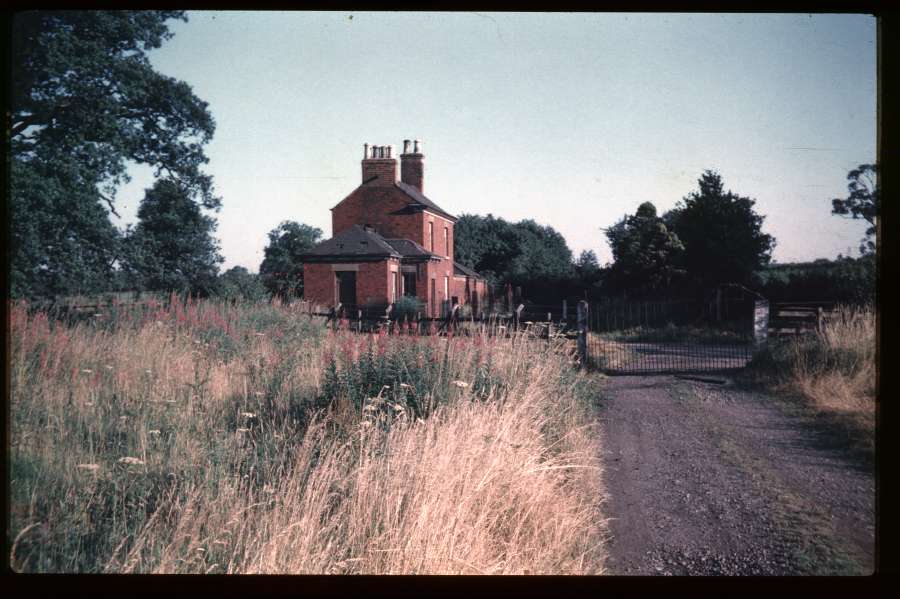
[216,266,268,302]
[606,202,685,294]
[122,179,223,295]
[665,171,775,288]
[454,214,521,284]
[831,164,878,255]
[507,219,575,284]
[455,214,574,285]
[259,221,323,299]
[10,11,217,298]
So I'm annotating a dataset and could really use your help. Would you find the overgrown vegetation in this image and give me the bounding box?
[744,305,876,438]
[8,298,606,573]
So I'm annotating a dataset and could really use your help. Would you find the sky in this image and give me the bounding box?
[113,12,877,272]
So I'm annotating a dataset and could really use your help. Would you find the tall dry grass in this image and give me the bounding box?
[746,304,876,431]
[8,299,606,574]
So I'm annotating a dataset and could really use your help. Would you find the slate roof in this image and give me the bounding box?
[302,225,400,259]
[383,238,435,258]
[394,181,457,221]
[453,261,485,279]
[302,225,449,262]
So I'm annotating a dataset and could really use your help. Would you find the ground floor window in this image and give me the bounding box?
[403,272,416,297]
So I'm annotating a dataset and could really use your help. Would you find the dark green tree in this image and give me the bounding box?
[507,220,575,284]
[831,164,878,255]
[123,179,223,295]
[216,266,268,302]
[665,171,775,288]
[574,250,601,282]
[455,214,575,286]
[10,11,216,298]
[259,221,323,299]
[454,214,521,284]
[605,202,685,293]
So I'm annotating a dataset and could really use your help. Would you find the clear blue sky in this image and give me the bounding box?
[114,11,877,272]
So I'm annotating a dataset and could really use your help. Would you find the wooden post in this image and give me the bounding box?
[817,306,824,332]
[577,300,588,368]
[358,309,362,333]
[753,299,769,351]
[514,303,525,332]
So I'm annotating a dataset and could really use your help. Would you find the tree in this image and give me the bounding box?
[831,164,878,255]
[574,250,601,283]
[455,214,574,285]
[507,219,575,285]
[259,221,323,299]
[216,267,268,302]
[606,202,685,294]
[10,11,216,298]
[666,171,775,288]
[454,214,521,285]
[123,179,223,295]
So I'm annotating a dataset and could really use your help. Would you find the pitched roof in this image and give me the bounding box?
[301,225,446,262]
[383,238,436,258]
[303,225,400,259]
[453,261,485,279]
[394,181,457,221]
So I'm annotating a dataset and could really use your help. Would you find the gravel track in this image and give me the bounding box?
[598,375,874,576]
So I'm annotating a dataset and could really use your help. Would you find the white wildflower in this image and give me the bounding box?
[81,369,93,374]
[148,429,161,436]
[236,427,250,434]
[118,457,145,466]
[452,380,469,389]
[241,412,257,419]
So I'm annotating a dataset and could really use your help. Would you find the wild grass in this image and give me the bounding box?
[8,298,606,574]
[745,304,876,436]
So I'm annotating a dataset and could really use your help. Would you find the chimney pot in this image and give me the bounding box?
[361,141,397,185]
[403,139,411,154]
[401,140,424,191]
[363,143,369,159]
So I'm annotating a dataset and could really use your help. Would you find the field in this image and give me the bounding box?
[8,298,607,574]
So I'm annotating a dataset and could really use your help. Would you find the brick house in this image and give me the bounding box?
[301,140,488,318]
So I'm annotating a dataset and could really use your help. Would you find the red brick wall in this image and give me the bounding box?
[357,259,400,307]
[332,188,424,242]
[303,263,335,308]
[400,154,424,192]
[361,158,397,187]
[421,212,454,258]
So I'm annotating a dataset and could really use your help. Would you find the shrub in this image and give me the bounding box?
[392,295,424,321]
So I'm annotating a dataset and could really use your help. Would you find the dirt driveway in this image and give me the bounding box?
[598,375,875,576]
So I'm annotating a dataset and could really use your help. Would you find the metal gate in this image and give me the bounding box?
[583,290,768,375]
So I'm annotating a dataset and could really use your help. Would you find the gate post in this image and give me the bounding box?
[577,300,588,368]
[753,299,769,351]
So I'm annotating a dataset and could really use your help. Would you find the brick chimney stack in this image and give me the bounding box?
[400,138,424,192]
[361,143,397,186]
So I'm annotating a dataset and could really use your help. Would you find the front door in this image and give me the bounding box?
[336,271,357,311]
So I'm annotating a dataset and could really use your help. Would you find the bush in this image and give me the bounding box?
[392,296,425,321]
